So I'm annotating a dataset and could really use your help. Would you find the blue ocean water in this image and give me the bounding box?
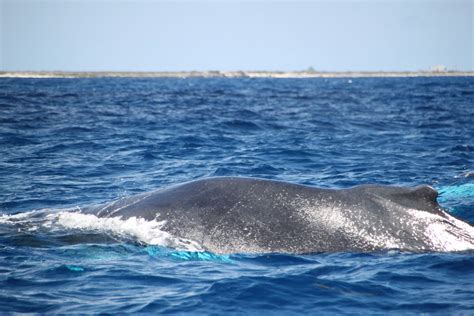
[0,77,473,314]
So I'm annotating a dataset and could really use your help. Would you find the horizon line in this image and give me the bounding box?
[1,70,474,79]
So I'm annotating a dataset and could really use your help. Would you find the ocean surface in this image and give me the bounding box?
[0,77,473,314]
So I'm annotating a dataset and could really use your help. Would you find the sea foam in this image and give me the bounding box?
[0,210,203,252]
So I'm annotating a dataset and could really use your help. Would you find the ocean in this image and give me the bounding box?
[0,76,473,314]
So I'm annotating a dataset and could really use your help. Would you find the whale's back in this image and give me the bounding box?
[85,178,474,254]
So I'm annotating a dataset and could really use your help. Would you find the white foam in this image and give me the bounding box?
[0,210,39,223]
[1,210,203,252]
[47,212,203,252]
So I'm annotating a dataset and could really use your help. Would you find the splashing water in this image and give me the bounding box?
[1,210,204,252]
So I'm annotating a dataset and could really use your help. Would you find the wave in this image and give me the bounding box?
[0,210,203,252]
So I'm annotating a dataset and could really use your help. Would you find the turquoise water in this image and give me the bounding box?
[0,77,473,313]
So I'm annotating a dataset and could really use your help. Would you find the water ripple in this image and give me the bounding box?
[1,77,473,313]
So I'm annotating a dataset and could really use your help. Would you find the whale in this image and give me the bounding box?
[82,177,474,254]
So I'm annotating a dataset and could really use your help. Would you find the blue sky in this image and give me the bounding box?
[1,0,473,71]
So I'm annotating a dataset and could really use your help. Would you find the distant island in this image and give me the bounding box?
[0,70,473,78]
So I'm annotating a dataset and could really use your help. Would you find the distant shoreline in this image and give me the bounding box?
[1,70,473,79]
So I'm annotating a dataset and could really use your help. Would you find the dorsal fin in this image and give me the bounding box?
[352,184,442,214]
[408,185,438,203]
[386,185,441,214]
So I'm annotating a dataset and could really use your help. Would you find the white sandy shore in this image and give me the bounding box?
[0,71,473,79]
